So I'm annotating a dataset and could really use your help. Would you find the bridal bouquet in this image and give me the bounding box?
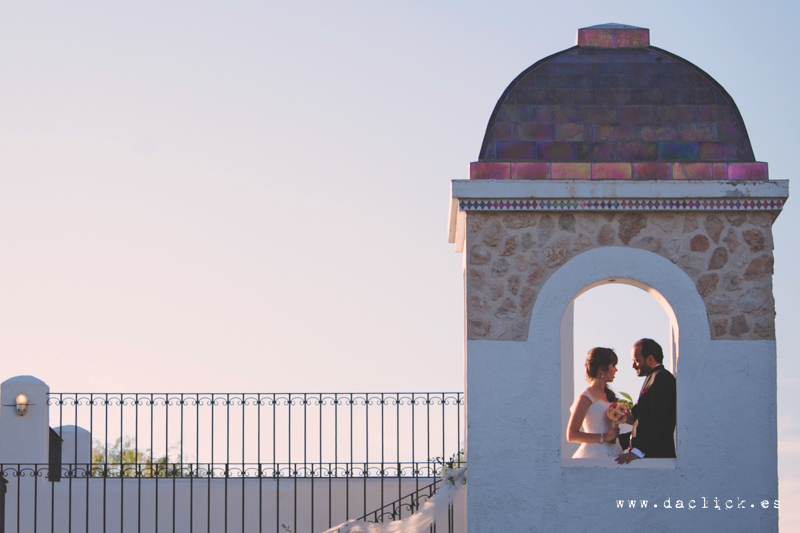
[606,402,630,424]
[606,402,630,445]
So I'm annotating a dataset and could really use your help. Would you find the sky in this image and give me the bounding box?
[0,0,798,528]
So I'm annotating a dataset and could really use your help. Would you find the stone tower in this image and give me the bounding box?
[448,24,788,532]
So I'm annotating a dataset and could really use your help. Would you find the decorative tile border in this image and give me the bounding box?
[458,198,784,212]
[470,161,769,181]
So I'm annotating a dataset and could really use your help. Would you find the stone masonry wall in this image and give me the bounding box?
[466,210,777,341]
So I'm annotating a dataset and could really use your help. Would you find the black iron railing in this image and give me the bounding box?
[48,393,463,473]
[0,392,464,532]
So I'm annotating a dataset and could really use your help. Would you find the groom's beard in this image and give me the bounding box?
[637,363,660,377]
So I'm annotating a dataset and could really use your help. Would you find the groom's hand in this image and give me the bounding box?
[615,452,639,465]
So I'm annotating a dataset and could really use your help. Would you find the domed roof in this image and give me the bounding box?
[479,24,754,166]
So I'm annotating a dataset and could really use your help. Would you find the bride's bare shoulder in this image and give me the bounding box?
[570,390,593,411]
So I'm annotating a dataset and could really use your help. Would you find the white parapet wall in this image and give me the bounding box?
[2,474,465,533]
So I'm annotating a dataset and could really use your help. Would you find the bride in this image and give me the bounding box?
[567,347,623,458]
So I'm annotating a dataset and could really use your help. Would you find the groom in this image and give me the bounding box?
[615,338,676,464]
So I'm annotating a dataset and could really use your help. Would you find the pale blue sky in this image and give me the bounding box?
[0,0,798,527]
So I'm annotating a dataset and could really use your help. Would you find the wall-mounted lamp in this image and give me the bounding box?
[15,393,29,416]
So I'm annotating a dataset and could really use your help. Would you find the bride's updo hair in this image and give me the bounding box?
[585,348,618,402]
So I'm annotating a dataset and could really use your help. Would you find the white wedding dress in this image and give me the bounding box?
[571,390,623,458]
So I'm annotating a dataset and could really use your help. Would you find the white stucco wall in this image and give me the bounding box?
[0,375,50,464]
[2,475,465,533]
[466,246,778,532]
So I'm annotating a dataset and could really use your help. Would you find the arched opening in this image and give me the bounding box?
[562,281,674,460]
[512,245,710,469]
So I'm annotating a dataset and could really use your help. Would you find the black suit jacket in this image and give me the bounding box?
[630,366,676,458]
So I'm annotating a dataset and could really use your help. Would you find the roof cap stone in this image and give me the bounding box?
[582,23,645,30]
[577,23,649,48]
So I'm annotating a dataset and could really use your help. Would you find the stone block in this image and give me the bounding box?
[594,63,619,75]
[515,74,539,88]
[633,162,672,179]
[656,105,698,122]
[633,89,663,104]
[742,228,766,252]
[511,162,550,180]
[657,75,696,89]
[578,105,616,122]
[615,63,656,75]
[679,123,717,141]
[620,142,658,160]
[497,142,537,160]
[596,123,636,141]
[484,143,497,160]
[658,142,699,160]
[662,63,695,75]
[696,273,719,297]
[704,218,724,245]
[553,105,582,122]
[716,123,740,142]
[576,143,616,161]
[666,89,696,105]
[555,123,594,142]
[713,163,728,180]
[517,105,536,122]
[481,224,505,247]
[518,123,554,141]
[729,314,750,336]
[618,106,657,123]
[698,142,739,161]
[572,89,596,104]
[615,29,649,48]
[551,162,591,179]
[698,105,736,122]
[598,224,616,245]
[536,75,575,89]
[516,89,546,105]
[673,162,713,180]
[496,106,515,122]
[491,123,515,142]
[577,27,649,48]
[618,75,656,89]
[537,142,576,160]
[592,163,632,180]
[690,234,710,252]
[470,162,510,180]
[695,89,717,104]
[708,247,729,270]
[728,163,768,180]
[755,316,775,338]
[576,75,615,89]
[744,254,774,280]
[577,28,614,47]
[618,212,647,243]
[640,124,679,142]
[737,140,753,160]
[550,63,584,75]
[596,89,635,105]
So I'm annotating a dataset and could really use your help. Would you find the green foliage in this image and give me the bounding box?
[91,437,186,477]
[616,391,634,410]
